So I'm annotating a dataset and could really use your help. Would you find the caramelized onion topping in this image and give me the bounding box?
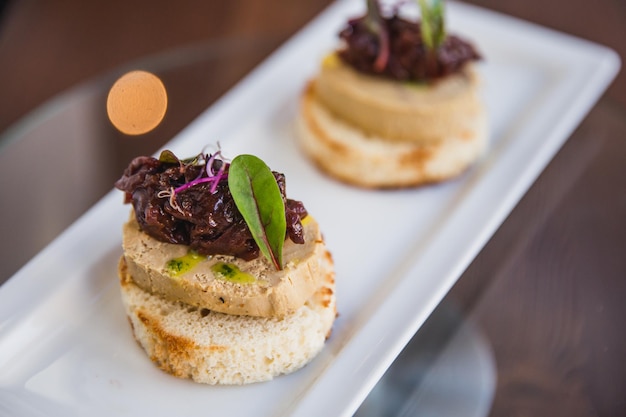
[114,154,307,261]
[338,13,481,82]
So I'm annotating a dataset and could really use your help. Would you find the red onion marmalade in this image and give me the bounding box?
[115,154,307,261]
[338,13,481,81]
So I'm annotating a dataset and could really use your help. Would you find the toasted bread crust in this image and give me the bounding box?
[118,254,336,385]
[296,81,488,188]
[122,214,329,318]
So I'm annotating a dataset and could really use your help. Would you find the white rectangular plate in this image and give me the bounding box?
[0,1,619,416]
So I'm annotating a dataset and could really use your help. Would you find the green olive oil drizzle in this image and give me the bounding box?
[166,252,205,277]
[211,262,256,284]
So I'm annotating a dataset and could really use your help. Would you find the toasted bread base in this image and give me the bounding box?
[118,255,336,385]
[296,81,488,188]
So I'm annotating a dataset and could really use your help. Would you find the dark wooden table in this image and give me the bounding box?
[1,1,625,416]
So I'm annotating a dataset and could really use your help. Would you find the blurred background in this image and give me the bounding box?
[0,0,624,135]
[0,0,334,134]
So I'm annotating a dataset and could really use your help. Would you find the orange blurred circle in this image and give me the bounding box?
[107,70,167,135]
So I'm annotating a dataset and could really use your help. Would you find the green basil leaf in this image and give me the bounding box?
[228,155,286,270]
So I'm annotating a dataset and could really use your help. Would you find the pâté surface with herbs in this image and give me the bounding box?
[338,0,481,81]
[114,149,307,270]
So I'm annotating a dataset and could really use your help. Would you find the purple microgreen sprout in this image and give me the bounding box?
[172,151,229,195]
[157,150,231,214]
[157,188,183,213]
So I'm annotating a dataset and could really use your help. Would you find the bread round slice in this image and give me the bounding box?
[296,81,488,189]
[315,53,484,145]
[122,214,329,318]
[118,255,336,385]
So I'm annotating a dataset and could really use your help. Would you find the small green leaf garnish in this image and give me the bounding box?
[228,155,286,271]
[159,149,180,164]
[159,149,201,166]
[418,0,446,50]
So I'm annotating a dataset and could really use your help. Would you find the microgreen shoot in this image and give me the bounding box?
[364,0,390,72]
[156,150,229,215]
[172,150,227,195]
[417,0,446,50]
[158,149,180,164]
